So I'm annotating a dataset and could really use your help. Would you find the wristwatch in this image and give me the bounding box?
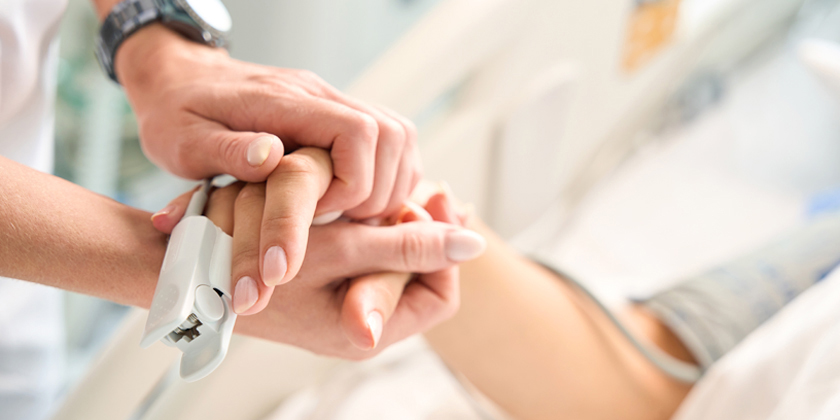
[95,0,232,83]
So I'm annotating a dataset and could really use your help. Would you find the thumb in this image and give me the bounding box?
[341,272,412,350]
[364,221,487,274]
[178,119,284,182]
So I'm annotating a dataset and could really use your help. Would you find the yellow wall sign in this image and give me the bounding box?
[622,0,682,72]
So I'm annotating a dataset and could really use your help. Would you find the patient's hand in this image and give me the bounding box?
[162,148,485,357]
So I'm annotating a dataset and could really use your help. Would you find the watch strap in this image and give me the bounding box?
[95,0,163,83]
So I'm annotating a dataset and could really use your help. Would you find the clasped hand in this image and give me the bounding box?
[119,26,484,357]
[153,148,485,358]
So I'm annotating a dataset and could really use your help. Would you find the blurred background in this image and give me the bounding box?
[51,0,840,418]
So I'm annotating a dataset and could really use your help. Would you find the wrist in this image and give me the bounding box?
[94,0,122,21]
[113,24,188,89]
[115,205,170,309]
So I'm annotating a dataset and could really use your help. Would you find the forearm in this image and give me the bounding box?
[0,156,165,308]
[425,221,692,420]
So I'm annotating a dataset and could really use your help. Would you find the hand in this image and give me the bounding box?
[337,189,468,354]
[116,26,420,219]
[193,183,486,357]
[119,25,421,287]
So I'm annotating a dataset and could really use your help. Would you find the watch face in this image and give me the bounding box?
[183,0,232,33]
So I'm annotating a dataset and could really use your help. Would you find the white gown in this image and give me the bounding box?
[673,266,840,420]
[0,0,69,419]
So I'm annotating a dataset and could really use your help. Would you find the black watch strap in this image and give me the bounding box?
[95,0,162,84]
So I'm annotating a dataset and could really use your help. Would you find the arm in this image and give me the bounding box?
[423,205,693,420]
[0,156,163,308]
[0,153,483,357]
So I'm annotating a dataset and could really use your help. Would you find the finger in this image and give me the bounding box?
[375,106,422,217]
[204,182,245,235]
[382,267,460,345]
[341,106,406,220]
[340,272,413,350]
[300,82,421,219]
[397,201,433,223]
[224,94,379,214]
[424,192,461,226]
[231,183,275,315]
[304,221,486,278]
[154,112,284,182]
[370,194,464,349]
[198,119,285,182]
[150,185,199,234]
[379,140,417,218]
[383,191,463,339]
[260,148,334,286]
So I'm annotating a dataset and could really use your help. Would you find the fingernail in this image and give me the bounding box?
[366,311,383,349]
[233,276,259,314]
[312,211,343,226]
[246,135,279,167]
[445,230,487,262]
[263,246,288,285]
[151,205,175,222]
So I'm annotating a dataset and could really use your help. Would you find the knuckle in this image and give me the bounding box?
[278,153,319,176]
[231,247,261,276]
[348,113,379,145]
[400,230,432,270]
[378,117,406,144]
[261,213,297,239]
[207,185,239,208]
[215,133,240,165]
[235,183,265,206]
[340,179,374,210]
[353,196,389,219]
[295,69,320,82]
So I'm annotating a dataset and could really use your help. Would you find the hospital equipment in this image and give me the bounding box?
[140,179,237,382]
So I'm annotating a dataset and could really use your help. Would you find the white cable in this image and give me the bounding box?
[184,179,212,218]
[532,258,703,384]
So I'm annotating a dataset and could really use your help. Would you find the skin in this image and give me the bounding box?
[0,153,481,358]
[420,196,695,420]
[160,173,699,418]
[89,0,423,313]
[156,148,479,351]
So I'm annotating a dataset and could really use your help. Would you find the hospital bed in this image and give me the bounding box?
[52,0,832,418]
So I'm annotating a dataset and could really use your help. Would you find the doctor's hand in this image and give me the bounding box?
[117,25,420,285]
[198,182,485,357]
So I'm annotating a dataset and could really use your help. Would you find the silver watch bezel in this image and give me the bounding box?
[173,0,231,43]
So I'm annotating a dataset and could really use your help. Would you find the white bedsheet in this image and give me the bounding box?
[673,266,840,420]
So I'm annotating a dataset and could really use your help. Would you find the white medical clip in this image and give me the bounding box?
[140,179,237,382]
